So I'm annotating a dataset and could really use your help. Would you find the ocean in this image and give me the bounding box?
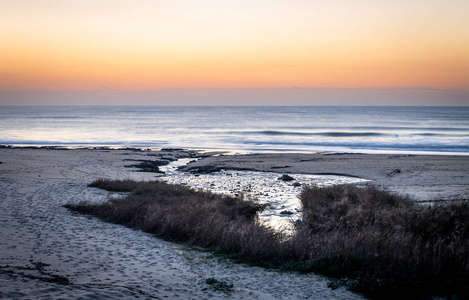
[1,106,468,155]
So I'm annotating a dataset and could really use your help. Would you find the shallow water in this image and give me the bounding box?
[160,159,369,229]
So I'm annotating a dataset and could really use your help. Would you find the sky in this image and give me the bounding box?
[1,0,468,105]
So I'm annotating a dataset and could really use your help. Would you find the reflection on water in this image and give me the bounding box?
[2,106,469,155]
[160,159,369,229]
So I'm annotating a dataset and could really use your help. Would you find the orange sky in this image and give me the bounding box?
[1,0,469,91]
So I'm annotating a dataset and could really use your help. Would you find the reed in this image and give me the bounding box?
[65,179,469,299]
[296,185,469,298]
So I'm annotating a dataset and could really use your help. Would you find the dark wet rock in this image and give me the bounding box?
[124,159,170,173]
[189,166,222,174]
[280,210,294,215]
[160,156,178,161]
[183,163,257,174]
[278,174,295,181]
[324,152,359,155]
[387,169,401,177]
[292,182,301,187]
[161,148,184,151]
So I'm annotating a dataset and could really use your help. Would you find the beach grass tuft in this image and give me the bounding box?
[66,179,469,299]
[296,185,469,298]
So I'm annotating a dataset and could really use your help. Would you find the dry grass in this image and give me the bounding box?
[295,185,469,298]
[66,180,469,299]
[70,180,284,258]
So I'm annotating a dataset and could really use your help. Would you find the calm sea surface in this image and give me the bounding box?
[1,106,468,155]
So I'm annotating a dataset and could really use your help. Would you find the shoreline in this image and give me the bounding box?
[1,146,468,201]
[2,144,469,157]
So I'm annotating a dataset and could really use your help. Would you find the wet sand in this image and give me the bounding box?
[182,152,469,201]
[0,147,366,300]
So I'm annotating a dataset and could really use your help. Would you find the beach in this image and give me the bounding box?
[1,147,468,299]
[182,152,469,201]
[3,0,469,297]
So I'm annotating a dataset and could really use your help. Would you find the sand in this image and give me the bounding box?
[0,147,366,300]
[182,152,469,201]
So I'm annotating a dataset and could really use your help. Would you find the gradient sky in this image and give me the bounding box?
[1,0,468,105]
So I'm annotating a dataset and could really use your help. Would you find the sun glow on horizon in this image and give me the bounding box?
[1,0,469,92]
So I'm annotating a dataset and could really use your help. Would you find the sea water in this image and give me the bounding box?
[1,106,469,155]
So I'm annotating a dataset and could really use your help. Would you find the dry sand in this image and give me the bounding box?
[0,147,366,300]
